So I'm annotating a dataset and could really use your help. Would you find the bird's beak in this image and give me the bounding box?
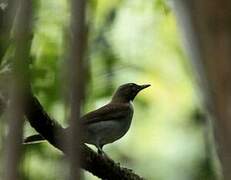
[138,84,151,91]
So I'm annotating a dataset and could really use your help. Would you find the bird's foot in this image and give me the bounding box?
[97,148,104,155]
[97,149,111,159]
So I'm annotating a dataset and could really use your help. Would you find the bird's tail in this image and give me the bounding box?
[23,134,45,144]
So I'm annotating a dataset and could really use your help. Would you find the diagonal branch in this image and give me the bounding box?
[25,92,144,180]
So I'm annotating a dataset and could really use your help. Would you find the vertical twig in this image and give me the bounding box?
[68,0,86,179]
[4,0,32,179]
[173,0,231,179]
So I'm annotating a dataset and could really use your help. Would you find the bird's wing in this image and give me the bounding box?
[80,103,130,125]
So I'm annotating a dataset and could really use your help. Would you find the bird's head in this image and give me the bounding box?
[112,83,151,102]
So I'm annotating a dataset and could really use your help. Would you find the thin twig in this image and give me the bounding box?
[68,0,86,178]
[4,0,32,179]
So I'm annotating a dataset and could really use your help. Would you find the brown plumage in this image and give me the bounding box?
[24,83,150,155]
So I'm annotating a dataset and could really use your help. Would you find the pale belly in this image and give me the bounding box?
[84,118,132,146]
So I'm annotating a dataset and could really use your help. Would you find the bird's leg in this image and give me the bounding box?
[97,145,120,168]
[97,145,108,157]
[97,145,104,155]
[97,145,112,160]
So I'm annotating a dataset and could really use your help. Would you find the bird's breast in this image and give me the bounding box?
[84,103,134,146]
[101,103,134,144]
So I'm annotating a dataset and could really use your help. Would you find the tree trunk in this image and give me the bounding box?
[173,1,231,179]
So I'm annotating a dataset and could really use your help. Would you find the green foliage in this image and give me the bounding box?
[0,0,218,179]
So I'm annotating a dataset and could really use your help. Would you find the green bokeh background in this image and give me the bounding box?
[0,0,219,179]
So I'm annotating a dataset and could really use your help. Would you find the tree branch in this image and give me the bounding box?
[25,92,144,180]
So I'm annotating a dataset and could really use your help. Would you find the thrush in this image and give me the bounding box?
[24,83,150,154]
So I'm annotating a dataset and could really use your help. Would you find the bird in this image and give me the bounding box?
[24,83,150,155]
